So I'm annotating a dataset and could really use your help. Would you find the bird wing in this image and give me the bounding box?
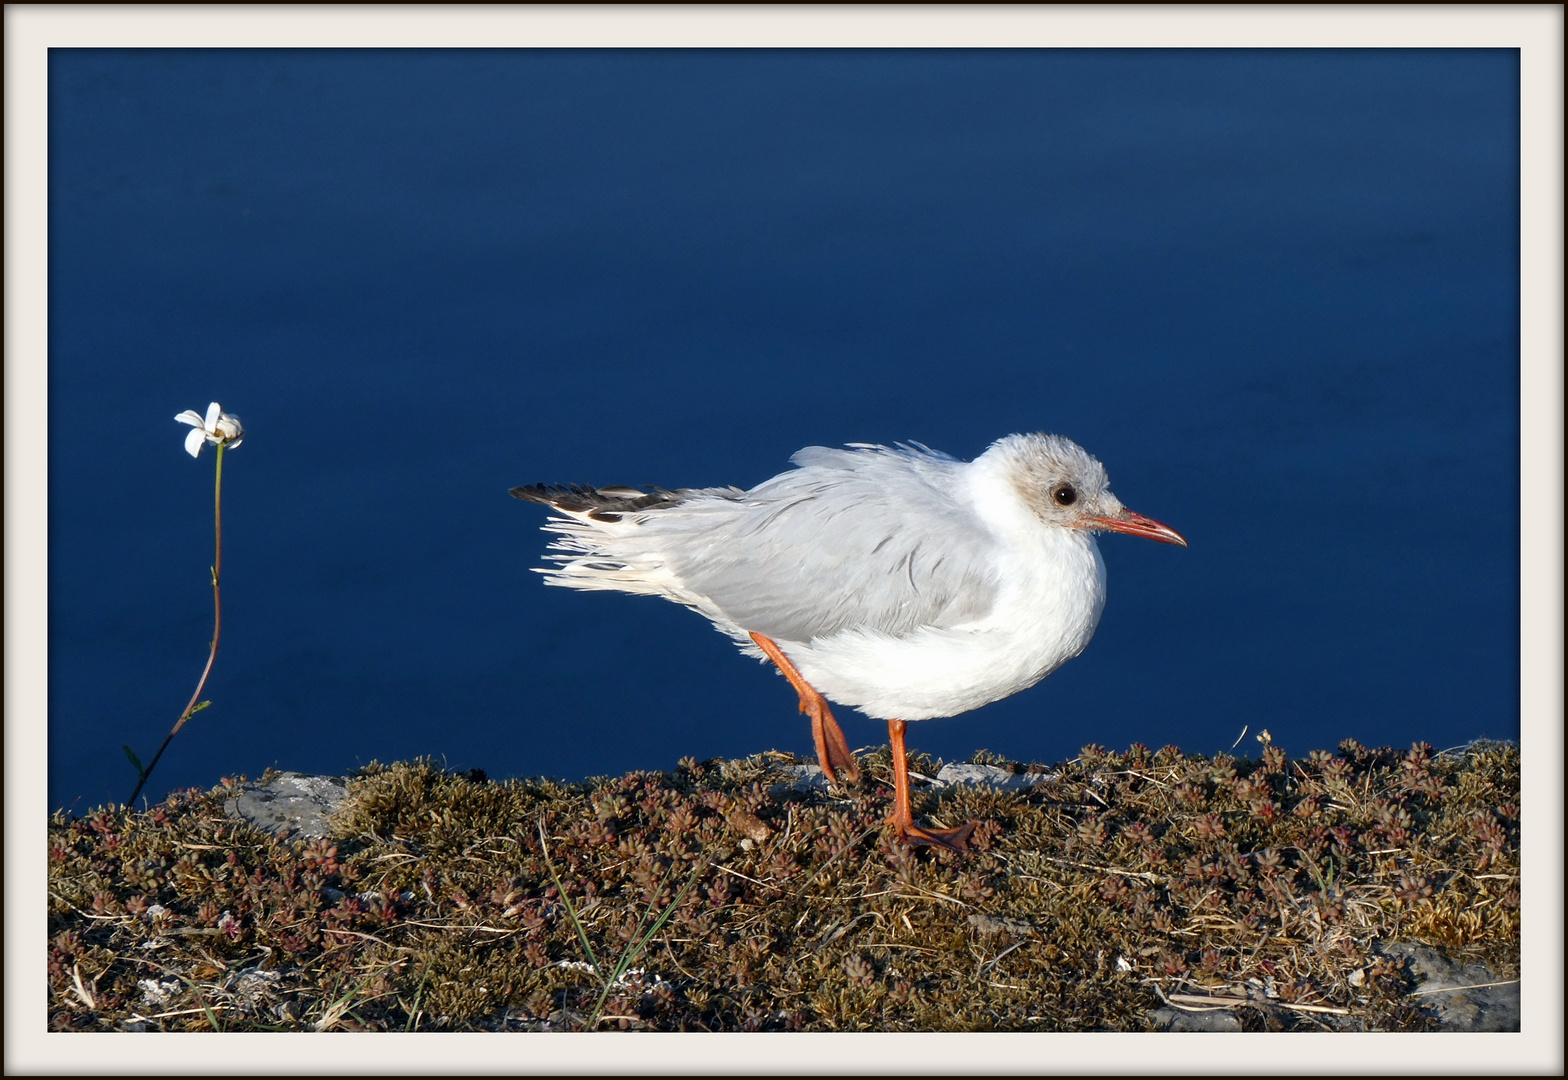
[657,443,1001,643]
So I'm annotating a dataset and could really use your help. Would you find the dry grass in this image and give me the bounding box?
[48,738,1518,1031]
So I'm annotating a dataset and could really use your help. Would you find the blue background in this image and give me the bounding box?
[48,49,1519,812]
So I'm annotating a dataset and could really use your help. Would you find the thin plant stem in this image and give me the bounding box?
[127,441,226,807]
[537,817,707,1030]
[586,856,706,1029]
[537,819,601,974]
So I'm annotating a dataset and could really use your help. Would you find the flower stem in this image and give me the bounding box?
[128,442,226,807]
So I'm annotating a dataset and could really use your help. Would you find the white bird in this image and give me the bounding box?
[512,433,1185,851]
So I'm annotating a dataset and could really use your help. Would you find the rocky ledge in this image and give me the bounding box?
[49,739,1519,1031]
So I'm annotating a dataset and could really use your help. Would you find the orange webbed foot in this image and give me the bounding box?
[750,631,862,789]
[885,717,977,855]
[806,698,862,789]
[887,815,976,854]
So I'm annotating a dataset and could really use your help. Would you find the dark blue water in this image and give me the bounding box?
[48,49,1519,813]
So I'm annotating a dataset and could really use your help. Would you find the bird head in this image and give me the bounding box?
[995,432,1187,547]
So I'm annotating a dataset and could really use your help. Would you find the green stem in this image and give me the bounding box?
[127,441,226,807]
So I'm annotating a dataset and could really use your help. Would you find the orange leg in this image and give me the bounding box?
[749,632,862,788]
[886,718,975,853]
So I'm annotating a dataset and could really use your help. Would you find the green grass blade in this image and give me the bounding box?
[537,818,601,981]
[588,855,707,1028]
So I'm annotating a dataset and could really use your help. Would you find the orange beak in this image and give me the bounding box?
[1084,509,1187,546]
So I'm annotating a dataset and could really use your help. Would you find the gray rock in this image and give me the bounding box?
[223,771,349,840]
[1142,942,1520,1032]
[1150,1005,1246,1032]
[935,762,1054,791]
[1382,942,1520,1032]
[773,763,834,796]
[772,760,1055,798]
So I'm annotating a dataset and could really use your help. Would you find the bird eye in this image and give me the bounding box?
[1053,485,1077,506]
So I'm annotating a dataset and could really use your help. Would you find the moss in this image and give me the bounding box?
[47,739,1518,1031]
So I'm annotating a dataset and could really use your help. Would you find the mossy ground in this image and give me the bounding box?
[48,738,1519,1032]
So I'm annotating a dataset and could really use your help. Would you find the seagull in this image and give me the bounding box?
[511,433,1185,852]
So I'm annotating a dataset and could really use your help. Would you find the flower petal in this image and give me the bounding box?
[203,402,223,431]
[214,412,244,442]
[184,427,207,458]
[175,409,205,427]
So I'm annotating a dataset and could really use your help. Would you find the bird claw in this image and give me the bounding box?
[889,816,976,854]
[811,705,862,788]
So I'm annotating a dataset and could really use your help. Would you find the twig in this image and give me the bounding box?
[714,862,781,892]
[1156,986,1353,1016]
[134,1004,238,1021]
[1034,855,1167,882]
[1408,978,1519,997]
[69,964,99,1011]
[882,881,974,908]
[978,940,1027,977]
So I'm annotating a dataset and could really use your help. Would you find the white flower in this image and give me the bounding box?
[175,402,245,458]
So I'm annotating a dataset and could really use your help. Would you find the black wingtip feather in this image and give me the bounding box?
[509,482,685,521]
